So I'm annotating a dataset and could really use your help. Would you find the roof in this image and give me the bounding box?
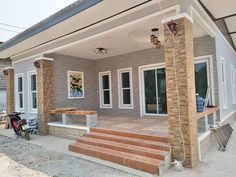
[0,0,102,53]
[199,0,236,51]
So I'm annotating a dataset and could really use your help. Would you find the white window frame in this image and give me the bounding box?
[28,70,37,114]
[99,71,112,108]
[230,65,236,104]
[220,57,228,110]
[117,68,134,109]
[15,73,24,111]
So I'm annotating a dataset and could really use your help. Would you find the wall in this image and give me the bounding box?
[96,47,164,117]
[190,1,236,122]
[0,58,11,89]
[11,35,217,119]
[13,57,37,119]
[96,35,217,117]
[46,53,97,110]
[14,35,217,118]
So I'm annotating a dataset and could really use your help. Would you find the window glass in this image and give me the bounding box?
[122,72,130,88]
[102,75,109,89]
[123,89,131,104]
[31,74,36,91]
[18,77,23,92]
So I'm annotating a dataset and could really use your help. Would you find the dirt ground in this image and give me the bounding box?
[0,135,137,177]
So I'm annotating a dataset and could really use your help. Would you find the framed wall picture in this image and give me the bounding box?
[67,71,84,99]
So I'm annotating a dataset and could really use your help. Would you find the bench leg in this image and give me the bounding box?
[62,114,68,125]
[86,114,97,128]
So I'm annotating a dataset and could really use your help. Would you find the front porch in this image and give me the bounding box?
[48,115,168,139]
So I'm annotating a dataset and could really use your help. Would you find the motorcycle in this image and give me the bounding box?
[8,112,31,140]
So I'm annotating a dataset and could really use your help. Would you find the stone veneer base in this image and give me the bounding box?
[48,122,88,140]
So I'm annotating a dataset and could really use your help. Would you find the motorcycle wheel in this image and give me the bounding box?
[24,131,30,141]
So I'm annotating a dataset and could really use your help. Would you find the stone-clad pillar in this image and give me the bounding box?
[4,67,14,114]
[163,17,198,167]
[34,57,54,135]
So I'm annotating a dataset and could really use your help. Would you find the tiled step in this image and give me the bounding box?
[90,127,168,143]
[84,131,170,151]
[69,142,164,174]
[77,136,169,160]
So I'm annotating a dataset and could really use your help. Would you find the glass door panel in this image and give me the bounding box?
[144,69,157,114]
[195,63,208,99]
[156,68,167,114]
[143,68,167,115]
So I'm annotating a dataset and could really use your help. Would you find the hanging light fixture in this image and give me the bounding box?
[150,28,161,49]
[94,47,109,55]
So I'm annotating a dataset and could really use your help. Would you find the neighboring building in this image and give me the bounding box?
[0,58,11,111]
[0,0,235,175]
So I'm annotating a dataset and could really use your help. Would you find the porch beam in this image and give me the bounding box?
[163,17,198,167]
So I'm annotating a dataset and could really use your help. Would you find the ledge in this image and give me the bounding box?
[48,122,89,131]
[196,106,219,120]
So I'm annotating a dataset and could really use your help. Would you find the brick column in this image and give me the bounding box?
[35,58,54,135]
[4,67,14,114]
[163,17,198,167]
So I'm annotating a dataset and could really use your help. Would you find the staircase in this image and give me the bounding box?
[69,127,171,176]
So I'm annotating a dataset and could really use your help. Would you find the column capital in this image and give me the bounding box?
[34,57,54,62]
[162,13,193,24]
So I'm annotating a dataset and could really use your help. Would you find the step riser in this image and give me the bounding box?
[90,128,168,143]
[69,144,159,174]
[77,138,165,160]
[84,133,170,151]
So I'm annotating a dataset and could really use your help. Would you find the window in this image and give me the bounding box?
[220,58,227,109]
[118,68,133,109]
[15,73,24,111]
[28,71,37,113]
[99,71,112,108]
[230,65,236,104]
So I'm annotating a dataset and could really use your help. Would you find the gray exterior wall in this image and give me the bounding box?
[190,1,236,122]
[0,59,11,89]
[46,53,97,110]
[13,57,37,119]
[96,35,217,117]
[96,47,164,117]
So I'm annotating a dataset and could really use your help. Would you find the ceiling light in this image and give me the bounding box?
[94,48,109,55]
[150,28,161,49]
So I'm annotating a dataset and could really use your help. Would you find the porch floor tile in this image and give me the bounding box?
[96,116,168,136]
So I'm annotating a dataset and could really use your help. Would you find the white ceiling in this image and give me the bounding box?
[201,0,236,18]
[55,13,207,59]
[201,0,236,49]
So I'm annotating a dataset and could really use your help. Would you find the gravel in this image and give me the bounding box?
[0,135,138,177]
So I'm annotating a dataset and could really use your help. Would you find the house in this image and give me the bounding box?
[0,0,236,175]
[0,58,11,111]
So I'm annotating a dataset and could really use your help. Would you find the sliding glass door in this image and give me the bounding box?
[143,68,167,115]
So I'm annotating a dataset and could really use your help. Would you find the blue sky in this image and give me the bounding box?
[0,0,77,42]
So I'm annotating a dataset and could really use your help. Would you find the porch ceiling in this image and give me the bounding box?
[199,0,236,51]
[54,13,207,60]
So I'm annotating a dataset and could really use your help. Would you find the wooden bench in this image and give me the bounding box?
[49,108,97,128]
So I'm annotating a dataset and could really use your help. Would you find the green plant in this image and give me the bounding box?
[70,75,82,92]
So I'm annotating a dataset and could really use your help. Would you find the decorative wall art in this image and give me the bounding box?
[68,71,84,99]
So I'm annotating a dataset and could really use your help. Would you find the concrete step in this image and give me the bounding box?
[69,142,164,175]
[90,127,168,143]
[77,136,169,161]
[84,131,170,151]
